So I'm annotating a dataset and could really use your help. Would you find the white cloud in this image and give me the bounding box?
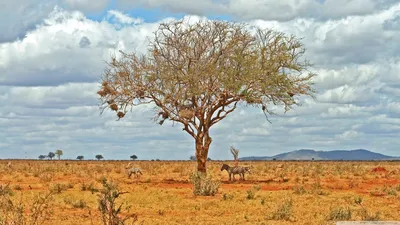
[0,0,56,42]
[106,10,144,25]
[0,7,160,86]
[117,0,225,16]
[4,83,98,108]
[336,130,360,141]
[241,127,270,136]
[320,104,377,118]
[63,0,110,12]
[1,3,400,160]
[317,84,382,104]
[117,0,400,21]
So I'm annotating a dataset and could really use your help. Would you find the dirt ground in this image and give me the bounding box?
[1,160,400,225]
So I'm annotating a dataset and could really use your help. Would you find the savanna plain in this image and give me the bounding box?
[1,160,400,225]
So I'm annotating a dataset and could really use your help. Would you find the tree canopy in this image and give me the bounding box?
[97,19,316,172]
[55,149,63,160]
[48,152,55,160]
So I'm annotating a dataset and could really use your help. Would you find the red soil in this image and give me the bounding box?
[371,167,387,173]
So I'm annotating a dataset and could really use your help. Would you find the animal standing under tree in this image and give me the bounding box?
[221,146,251,181]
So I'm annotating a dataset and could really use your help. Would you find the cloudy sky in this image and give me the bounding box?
[1,0,400,160]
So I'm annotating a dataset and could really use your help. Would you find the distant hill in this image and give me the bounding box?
[239,149,399,161]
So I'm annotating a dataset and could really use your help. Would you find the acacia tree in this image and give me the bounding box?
[97,19,316,173]
[48,152,55,160]
[55,149,63,160]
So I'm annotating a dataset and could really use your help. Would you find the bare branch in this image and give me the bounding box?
[230,146,240,161]
[210,101,239,127]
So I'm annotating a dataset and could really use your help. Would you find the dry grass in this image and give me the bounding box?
[1,160,400,224]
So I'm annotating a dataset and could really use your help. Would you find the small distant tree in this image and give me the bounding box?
[207,157,211,161]
[190,155,196,161]
[230,146,240,167]
[96,155,104,160]
[55,149,63,160]
[97,19,317,173]
[48,152,55,160]
[38,155,46,160]
[130,155,138,160]
[77,155,84,160]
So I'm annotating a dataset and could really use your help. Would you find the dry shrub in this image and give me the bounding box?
[51,183,68,194]
[292,185,307,195]
[268,198,294,221]
[96,177,140,225]
[222,193,234,200]
[0,186,55,225]
[189,172,220,196]
[246,185,261,200]
[327,206,352,221]
[39,173,53,183]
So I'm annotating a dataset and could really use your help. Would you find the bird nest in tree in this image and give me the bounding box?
[136,89,145,98]
[98,82,118,96]
[158,111,169,119]
[179,109,195,119]
[97,90,107,97]
[110,104,118,111]
[117,111,125,118]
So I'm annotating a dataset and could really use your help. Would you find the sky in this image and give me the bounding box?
[0,0,400,160]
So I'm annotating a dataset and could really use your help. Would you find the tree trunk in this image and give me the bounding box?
[195,132,212,173]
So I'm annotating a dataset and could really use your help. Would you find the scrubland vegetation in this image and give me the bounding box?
[1,160,400,224]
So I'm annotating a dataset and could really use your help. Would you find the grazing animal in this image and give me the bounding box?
[220,164,251,181]
[127,167,143,178]
[125,163,143,178]
[6,161,12,169]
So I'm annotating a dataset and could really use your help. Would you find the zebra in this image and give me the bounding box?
[125,163,143,178]
[220,164,251,181]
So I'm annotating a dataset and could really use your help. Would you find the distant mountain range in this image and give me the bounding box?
[239,149,400,161]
